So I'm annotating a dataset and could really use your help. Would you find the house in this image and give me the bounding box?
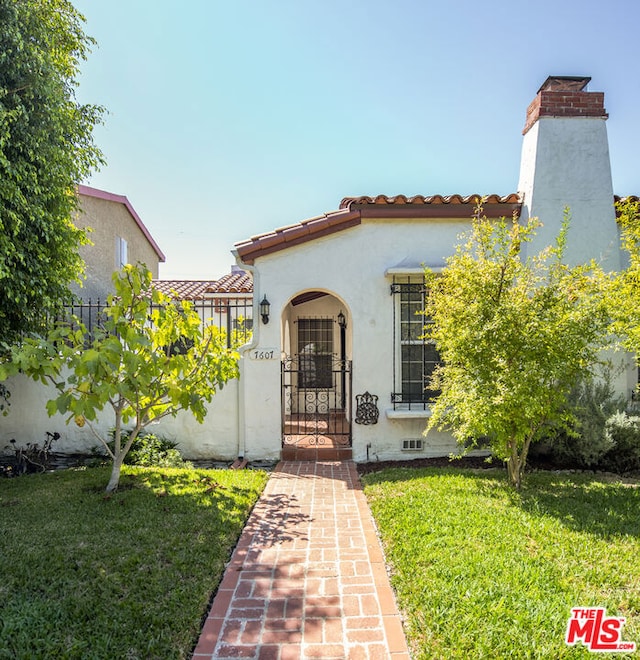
[231,75,634,463]
[1,75,636,462]
[73,185,166,301]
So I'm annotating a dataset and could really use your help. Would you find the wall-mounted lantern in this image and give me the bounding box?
[337,310,346,329]
[260,295,270,324]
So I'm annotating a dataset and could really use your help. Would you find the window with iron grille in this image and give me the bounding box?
[297,318,334,388]
[391,276,442,409]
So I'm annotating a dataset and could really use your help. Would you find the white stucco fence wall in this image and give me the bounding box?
[0,372,241,462]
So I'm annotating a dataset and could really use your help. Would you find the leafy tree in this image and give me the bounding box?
[0,0,103,343]
[0,265,240,492]
[424,208,610,488]
[610,198,640,363]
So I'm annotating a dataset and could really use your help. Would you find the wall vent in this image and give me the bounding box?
[401,438,423,452]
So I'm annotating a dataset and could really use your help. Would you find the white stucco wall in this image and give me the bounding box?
[518,117,621,271]
[0,373,241,461]
[238,216,482,463]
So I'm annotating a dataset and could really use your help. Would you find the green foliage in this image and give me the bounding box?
[0,465,268,658]
[363,467,640,659]
[0,264,240,492]
[610,199,640,354]
[600,411,640,475]
[0,0,104,343]
[535,371,626,468]
[231,315,253,349]
[106,430,191,468]
[425,206,611,488]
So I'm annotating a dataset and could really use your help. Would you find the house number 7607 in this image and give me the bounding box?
[250,349,276,360]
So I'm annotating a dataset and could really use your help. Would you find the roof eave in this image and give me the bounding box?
[235,209,361,265]
[235,194,522,265]
[355,203,521,219]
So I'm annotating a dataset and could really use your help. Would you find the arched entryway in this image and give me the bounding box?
[281,290,352,459]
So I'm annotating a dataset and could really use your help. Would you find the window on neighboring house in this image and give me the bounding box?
[391,276,442,409]
[297,318,334,389]
[116,236,128,269]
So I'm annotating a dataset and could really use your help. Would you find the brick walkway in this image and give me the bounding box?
[192,460,410,659]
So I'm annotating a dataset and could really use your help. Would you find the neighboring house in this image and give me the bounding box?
[73,185,166,301]
[1,75,637,463]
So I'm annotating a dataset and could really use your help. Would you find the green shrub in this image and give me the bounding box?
[103,431,191,468]
[600,411,640,474]
[533,373,626,468]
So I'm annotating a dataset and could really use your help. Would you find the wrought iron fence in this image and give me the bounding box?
[58,297,253,349]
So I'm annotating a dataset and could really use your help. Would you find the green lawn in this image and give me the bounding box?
[0,465,268,659]
[362,467,640,659]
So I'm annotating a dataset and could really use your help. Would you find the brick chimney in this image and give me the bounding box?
[522,76,608,135]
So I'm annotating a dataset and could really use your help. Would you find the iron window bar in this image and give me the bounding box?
[391,276,442,410]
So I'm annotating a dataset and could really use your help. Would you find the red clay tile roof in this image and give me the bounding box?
[153,272,252,299]
[235,194,522,264]
[216,272,253,293]
[339,193,521,209]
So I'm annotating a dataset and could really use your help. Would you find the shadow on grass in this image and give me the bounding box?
[363,464,640,539]
[512,474,640,539]
[115,466,260,506]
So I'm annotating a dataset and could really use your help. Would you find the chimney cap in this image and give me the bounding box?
[538,76,591,93]
[537,76,591,93]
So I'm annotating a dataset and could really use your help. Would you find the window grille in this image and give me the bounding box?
[391,276,441,409]
[402,438,424,451]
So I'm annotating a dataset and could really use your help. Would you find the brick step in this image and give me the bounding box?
[281,446,352,461]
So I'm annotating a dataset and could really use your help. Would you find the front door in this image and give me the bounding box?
[281,354,352,448]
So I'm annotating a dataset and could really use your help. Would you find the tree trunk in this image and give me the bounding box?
[506,434,534,489]
[105,455,125,493]
[507,439,523,489]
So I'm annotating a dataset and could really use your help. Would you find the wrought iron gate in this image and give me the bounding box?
[281,354,352,447]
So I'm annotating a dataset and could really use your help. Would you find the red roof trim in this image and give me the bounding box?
[235,209,361,265]
[235,194,522,264]
[78,184,166,263]
[357,203,521,219]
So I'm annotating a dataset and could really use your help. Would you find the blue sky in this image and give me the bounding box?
[74,0,640,280]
